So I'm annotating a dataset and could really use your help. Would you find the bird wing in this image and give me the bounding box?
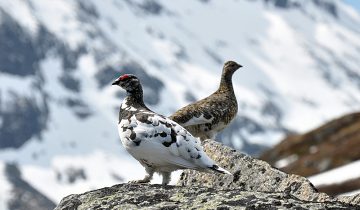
[169,95,229,127]
[122,112,217,170]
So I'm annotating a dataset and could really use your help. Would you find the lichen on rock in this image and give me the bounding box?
[178,140,360,206]
[55,184,358,210]
[55,140,360,209]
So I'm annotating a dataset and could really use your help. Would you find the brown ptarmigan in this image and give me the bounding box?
[169,61,242,141]
[112,74,231,185]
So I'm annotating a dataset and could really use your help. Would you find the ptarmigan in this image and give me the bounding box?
[169,61,242,140]
[112,74,231,185]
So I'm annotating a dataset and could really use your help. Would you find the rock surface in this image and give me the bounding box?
[55,140,360,209]
[178,139,360,206]
[55,184,358,210]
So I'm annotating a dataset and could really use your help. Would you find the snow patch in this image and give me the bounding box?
[275,155,298,168]
[0,0,38,34]
[308,160,360,186]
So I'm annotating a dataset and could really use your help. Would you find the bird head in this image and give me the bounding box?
[112,74,141,93]
[223,61,242,75]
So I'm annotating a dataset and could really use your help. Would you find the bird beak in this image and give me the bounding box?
[112,80,119,85]
[238,64,243,69]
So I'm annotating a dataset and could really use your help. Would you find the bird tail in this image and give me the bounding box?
[208,164,232,175]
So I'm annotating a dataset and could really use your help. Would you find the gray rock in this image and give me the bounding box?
[338,194,360,206]
[54,184,358,210]
[55,140,360,209]
[178,140,360,205]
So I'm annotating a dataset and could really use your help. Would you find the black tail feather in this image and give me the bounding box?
[208,164,232,175]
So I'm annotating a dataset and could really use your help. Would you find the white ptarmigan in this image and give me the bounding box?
[112,74,231,185]
[169,61,242,140]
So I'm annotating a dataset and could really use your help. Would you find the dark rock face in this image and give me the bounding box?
[77,0,99,20]
[274,0,289,8]
[124,0,165,16]
[0,93,49,149]
[56,167,87,184]
[139,0,163,15]
[0,10,42,76]
[59,73,81,93]
[264,0,338,18]
[64,98,92,119]
[5,163,56,210]
[54,184,358,210]
[312,0,338,18]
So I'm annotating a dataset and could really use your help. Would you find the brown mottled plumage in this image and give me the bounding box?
[169,61,242,140]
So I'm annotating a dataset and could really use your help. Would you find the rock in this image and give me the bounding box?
[55,140,360,209]
[178,139,360,205]
[338,194,360,206]
[55,184,358,210]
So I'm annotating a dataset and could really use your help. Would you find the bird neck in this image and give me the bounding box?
[126,86,146,108]
[218,71,234,93]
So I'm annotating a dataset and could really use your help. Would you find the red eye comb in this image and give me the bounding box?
[119,74,129,80]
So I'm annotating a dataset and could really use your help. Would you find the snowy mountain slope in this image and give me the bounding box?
[0,0,359,207]
[260,112,360,195]
[0,161,55,210]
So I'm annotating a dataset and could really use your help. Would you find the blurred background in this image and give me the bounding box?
[0,0,359,209]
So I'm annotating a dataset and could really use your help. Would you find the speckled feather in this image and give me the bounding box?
[170,61,241,140]
[113,74,231,185]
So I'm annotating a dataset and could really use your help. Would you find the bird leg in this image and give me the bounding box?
[129,168,154,184]
[161,172,171,185]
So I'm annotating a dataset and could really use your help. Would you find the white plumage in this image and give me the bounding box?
[112,74,231,185]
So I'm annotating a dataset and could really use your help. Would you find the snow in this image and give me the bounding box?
[30,0,86,49]
[21,151,181,202]
[0,73,34,96]
[21,151,138,202]
[274,155,298,168]
[341,189,360,197]
[308,160,360,186]
[0,0,38,34]
[339,1,360,22]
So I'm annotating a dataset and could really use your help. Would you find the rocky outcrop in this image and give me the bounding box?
[178,140,329,202]
[55,140,360,209]
[178,139,360,206]
[55,184,358,210]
